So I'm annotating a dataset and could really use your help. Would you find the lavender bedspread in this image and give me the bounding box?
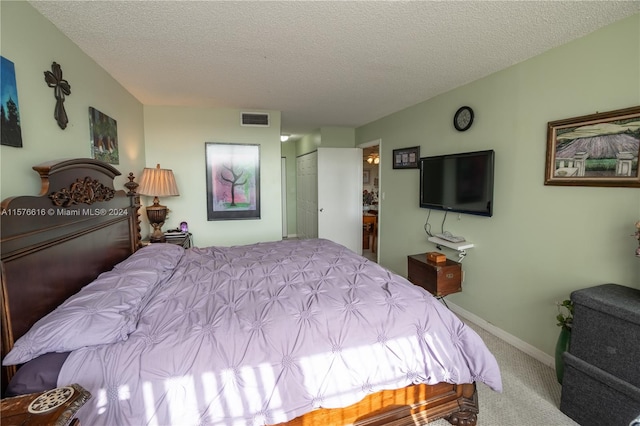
[58,239,501,425]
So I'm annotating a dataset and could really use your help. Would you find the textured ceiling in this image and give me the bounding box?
[29,1,639,138]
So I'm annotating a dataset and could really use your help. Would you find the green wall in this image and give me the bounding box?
[281,139,298,237]
[143,106,283,247]
[0,1,145,199]
[356,14,640,359]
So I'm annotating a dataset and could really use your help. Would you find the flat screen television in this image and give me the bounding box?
[419,149,495,217]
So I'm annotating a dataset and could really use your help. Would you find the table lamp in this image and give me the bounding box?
[137,164,179,243]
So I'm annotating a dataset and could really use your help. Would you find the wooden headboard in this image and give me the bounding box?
[0,158,141,393]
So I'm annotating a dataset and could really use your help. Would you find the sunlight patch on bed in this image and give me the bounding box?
[94,384,130,416]
[297,335,425,407]
[95,388,108,415]
[164,375,201,425]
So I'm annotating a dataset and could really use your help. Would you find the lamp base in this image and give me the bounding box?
[146,199,168,243]
[149,224,166,243]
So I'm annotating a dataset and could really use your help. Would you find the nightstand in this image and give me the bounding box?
[164,232,192,248]
[1,384,91,426]
[407,253,462,297]
[142,232,192,248]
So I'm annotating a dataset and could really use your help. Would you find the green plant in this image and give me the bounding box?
[556,299,574,329]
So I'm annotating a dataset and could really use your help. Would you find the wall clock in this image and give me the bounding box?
[453,106,474,131]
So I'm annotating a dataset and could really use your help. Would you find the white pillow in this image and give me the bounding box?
[3,269,162,365]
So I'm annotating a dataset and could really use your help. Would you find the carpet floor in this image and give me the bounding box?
[429,319,579,426]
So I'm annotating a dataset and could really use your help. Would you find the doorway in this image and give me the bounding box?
[359,139,381,263]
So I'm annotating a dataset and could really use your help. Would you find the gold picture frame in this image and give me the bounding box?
[544,106,640,187]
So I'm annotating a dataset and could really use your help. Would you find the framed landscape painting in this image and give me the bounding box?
[544,106,640,187]
[205,142,260,220]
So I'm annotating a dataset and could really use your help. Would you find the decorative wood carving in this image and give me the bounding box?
[49,177,116,207]
[43,62,71,130]
[124,172,139,196]
[444,382,479,426]
[125,172,143,249]
[445,410,478,426]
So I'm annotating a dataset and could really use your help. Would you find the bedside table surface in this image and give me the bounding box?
[142,232,192,248]
[1,384,91,426]
[407,253,462,297]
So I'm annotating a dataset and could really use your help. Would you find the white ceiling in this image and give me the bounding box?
[29,1,639,139]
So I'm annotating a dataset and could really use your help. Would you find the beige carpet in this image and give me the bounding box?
[429,320,579,426]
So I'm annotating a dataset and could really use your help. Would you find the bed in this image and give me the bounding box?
[1,159,501,426]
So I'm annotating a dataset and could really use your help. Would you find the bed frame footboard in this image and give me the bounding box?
[274,382,478,426]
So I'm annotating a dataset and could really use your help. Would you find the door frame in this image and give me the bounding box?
[281,157,287,238]
[358,139,381,262]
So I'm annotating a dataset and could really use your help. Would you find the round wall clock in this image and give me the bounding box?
[453,106,474,131]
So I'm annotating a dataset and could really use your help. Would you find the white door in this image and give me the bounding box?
[317,148,363,254]
[296,152,318,239]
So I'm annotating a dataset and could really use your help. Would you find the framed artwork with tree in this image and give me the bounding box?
[205,142,260,220]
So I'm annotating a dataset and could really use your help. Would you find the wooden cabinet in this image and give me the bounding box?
[407,254,462,297]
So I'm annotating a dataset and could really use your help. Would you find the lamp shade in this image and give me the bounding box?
[137,164,179,197]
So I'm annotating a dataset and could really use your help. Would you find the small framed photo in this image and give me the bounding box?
[544,106,640,187]
[363,170,370,184]
[393,146,420,169]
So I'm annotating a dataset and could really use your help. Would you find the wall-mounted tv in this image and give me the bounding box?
[419,149,495,217]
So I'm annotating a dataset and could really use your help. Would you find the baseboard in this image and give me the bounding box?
[447,302,555,369]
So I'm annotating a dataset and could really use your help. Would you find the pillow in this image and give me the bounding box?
[114,243,184,271]
[2,269,162,366]
[4,352,70,396]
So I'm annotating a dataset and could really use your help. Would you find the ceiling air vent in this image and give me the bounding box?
[241,112,270,127]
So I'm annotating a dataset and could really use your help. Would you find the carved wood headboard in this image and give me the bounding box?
[0,158,141,394]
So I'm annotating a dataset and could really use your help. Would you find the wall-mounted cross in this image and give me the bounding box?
[44,62,71,130]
